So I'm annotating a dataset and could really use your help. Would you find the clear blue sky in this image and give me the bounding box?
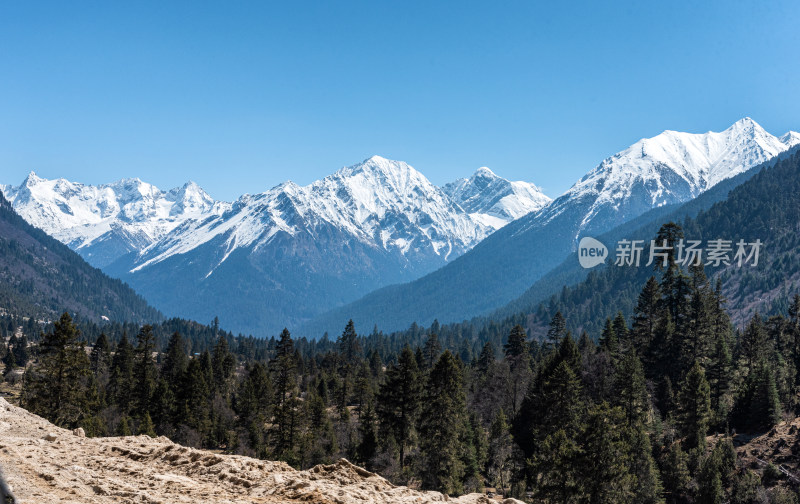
[2,1,799,201]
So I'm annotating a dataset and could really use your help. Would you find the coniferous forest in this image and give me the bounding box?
[7,222,800,503]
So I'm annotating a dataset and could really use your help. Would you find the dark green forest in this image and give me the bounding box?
[9,229,800,502]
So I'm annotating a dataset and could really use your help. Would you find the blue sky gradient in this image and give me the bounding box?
[2,1,799,200]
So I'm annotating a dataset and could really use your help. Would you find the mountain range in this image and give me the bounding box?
[3,118,797,336]
[1,156,549,334]
[301,118,800,336]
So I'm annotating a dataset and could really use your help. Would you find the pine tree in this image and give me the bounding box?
[161,332,188,387]
[134,325,157,415]
[546,311,567,346]
[514,335,583,459]
[677,361,712,451]
[579,403,635,504]
[357,400,378,468]
[612,312,630,352]
[272,328,297,458]
[109,332,135,412]
[117,416,133,436]
[661,442,690,504]
[178,356,212,441]
[21,312,93,427]
[632,276,661,354]
[600,318,619,356]
[614,350,649,427]
[211,335,236,398]
[337,320,360,411]
[747,360,781,430]
[419,351,467,495]
[504,325,528,361]
[487,409,513,492]
[697,447,724,504]
[138,411,156,437]
[504,325,531,415]
[477,341,495,376]
[740,314,769,370]
[376,346,421,468]
[90,333,110,375]
[629,423,664,504]
[423,333,442,370]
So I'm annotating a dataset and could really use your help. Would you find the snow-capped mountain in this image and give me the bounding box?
[302,118,800,335]
[1,155,546,334]
[443,167,551,229]
[131,155,492,276]
[0,174,228,267]
[523,117,797,238]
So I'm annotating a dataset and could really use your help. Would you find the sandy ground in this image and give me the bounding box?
[0,398,521,503]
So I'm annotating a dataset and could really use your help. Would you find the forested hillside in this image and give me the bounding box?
[519,149,800,339]
[0,190,162,324]
[497,147,793,322]
[12,250,800,502]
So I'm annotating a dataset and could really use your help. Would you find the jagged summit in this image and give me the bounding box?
[444,166,551,229]
[540,117,798,237]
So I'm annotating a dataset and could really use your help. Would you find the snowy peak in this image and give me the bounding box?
[1,174,228,267]
[534,117,797,237]
[135,156,494,274]
[444,166,551,229]
[780,131,800,149]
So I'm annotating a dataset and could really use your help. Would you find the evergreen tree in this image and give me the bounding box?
[546,311,567,346]
[487,409,513,492]
[677,361,712,451]
[211,335,236,398]
[632,276,661,354]
[117,416,132,436]
[337,320,360,411]
[90,333,110,378]
[629,423,665,504]
[109,333,135,412]
[423,333,442,370]
[138,411,156,437]
[357,399,378,468]
[739,314,769,370]
[661,442,690,504]
[579,403,635,504]
[272,328,297,458]
[376,346,421,468]
[161,332,188,387]
[477,341,495,377]
[504,325,528,361]
[614,350,650,427]
[419,351,468,495]
[21,312,93,427]
[134,324,157,415]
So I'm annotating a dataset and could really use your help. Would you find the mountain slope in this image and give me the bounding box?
[302,118,798,336]
[0,188,161,323]
[519,147,800,339]
[496,145,797,322]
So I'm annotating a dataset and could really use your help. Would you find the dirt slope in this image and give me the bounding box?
[0,398,520,504]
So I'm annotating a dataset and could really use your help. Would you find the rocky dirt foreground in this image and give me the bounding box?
[0,398,521,504]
